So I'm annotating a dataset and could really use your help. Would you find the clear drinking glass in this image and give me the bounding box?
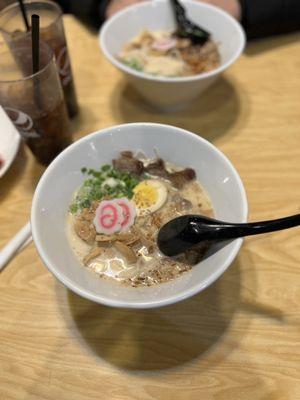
[0,0,14,12]
[0,41,71,165]
[0,0,79,117]
[0,0,14,11]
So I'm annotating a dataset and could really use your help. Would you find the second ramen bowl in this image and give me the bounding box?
[99,0,245,110]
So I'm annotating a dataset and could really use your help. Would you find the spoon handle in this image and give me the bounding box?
[199,213,300,241]
[0,222,32,272]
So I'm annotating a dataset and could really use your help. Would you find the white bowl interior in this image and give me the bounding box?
[101,0,245,77]
[31,124,247,308]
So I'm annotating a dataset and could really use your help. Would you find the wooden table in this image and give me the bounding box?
[1,16,299,400]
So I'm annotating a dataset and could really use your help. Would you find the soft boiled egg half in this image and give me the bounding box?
[132,179,167,216]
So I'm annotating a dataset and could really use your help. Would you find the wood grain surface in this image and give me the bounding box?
[0,16,299,400]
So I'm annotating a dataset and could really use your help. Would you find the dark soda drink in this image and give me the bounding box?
[0,43,72,165]
[45,34,78,118]
[5,100,71,165]
[0,0,79,118]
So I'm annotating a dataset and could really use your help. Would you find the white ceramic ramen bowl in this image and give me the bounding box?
[99,0,245,110]
[31,123,248,309]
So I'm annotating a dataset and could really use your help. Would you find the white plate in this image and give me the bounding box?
[0,106,21,178]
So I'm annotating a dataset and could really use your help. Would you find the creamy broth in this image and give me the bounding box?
[67,153,214,287]
[118,29,220,78]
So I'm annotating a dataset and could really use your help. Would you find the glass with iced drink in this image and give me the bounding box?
[0,0,78,117]
[0,1,14,12]
[0,42,71,165]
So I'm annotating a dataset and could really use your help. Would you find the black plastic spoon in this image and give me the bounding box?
[157,214,300,257]
[170,0,210,44]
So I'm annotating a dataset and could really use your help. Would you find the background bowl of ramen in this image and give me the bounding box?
[99,0,245,110]
[31,123,248,309]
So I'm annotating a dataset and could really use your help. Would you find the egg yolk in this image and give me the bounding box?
[133,182,158,209]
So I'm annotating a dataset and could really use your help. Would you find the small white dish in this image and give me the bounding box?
[0,106,21,178]
[99,0,245,110]
[31,123,248,309]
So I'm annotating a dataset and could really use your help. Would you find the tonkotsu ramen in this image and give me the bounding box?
[67,151,214,287]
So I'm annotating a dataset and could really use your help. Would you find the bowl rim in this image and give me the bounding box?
[99,0,246,83]
[31,122,248,309]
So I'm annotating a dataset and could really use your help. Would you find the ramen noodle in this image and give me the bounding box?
[67,151,214,287]
[118,29,220,77]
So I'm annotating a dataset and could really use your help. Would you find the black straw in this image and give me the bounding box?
[31,14,40,74]
[18,0,30,32]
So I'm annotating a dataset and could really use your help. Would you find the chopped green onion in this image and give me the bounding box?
[69,204,78,214]
[127,58,142,71]
[101,164,111,172]
[69,165,139,213]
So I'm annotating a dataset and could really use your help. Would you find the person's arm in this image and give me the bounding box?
[56,0,300,38]
[203,0,300,39]
[55,0,111,27]
[202,0,242,20]
[240,0,300,39]
[56,0,146,26]
[105,0,145,19]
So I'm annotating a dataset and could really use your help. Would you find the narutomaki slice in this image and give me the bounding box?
[93,199,136,235]
[152,38,177,52]
[93,200,122,235]
[116,198,136,232]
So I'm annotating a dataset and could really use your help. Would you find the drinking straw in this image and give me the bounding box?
[31,14,40,74]
[17,0,30,32]
[31,14,42,110]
